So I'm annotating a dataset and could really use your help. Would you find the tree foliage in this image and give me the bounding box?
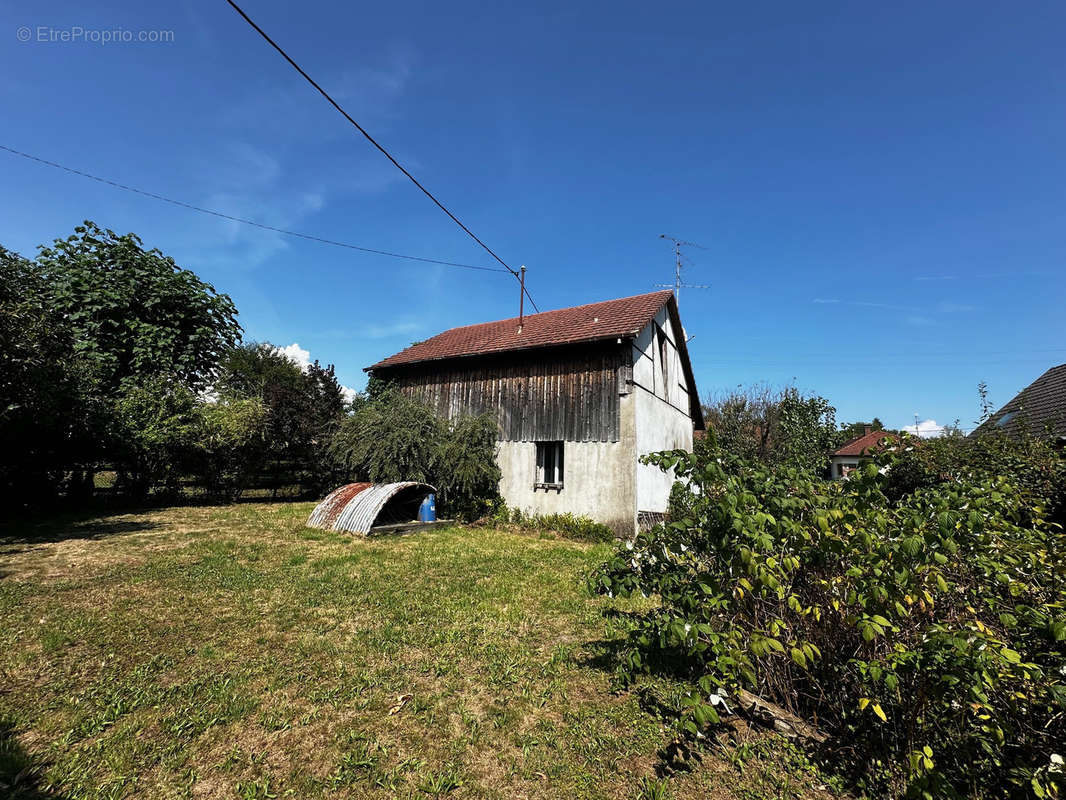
[332,388,442,484]
[192,397,269,500]
[36,221,241,395]
[214,343,347,495]
[884,429,1066,526]
[0,246,97,503]
[109,377,199,499]
[701,384,837,473]
[591,437,1066,798]
[331,388,500,519]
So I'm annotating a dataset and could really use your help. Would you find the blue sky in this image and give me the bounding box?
[3,0,1064,433]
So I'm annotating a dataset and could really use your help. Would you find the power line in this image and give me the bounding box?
[0,143,508,273]
[223,0,540,312]
[695,358,1064,369]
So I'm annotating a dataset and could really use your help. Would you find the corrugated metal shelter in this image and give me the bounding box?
[307,482,436,535]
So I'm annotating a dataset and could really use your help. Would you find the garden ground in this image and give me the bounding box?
[0,503,838,799]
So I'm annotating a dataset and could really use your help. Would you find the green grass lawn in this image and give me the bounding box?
[0,503,835,799]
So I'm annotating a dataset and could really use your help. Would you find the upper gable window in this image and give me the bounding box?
[656,324,669,394]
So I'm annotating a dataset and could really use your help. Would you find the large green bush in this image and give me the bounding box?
[331,388,500,520]
[109,378,199,499]
[591,440,1066,798]
[700,385,838,474]
[192,396,269,500]
[883,431,1066,527]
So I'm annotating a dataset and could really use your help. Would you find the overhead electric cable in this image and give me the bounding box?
[0,143,507,273]
[222,0,540,312]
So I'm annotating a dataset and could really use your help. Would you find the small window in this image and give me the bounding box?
[535,441,564,488]
[657,325,669,391]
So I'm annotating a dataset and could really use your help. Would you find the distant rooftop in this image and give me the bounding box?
[973,363,1066,440]
[832,429,899,457]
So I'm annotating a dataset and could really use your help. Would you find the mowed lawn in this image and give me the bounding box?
[0,504,832,800]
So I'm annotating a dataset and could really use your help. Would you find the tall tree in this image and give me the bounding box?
[215,343,346,494]
[776,388,838,473]
[36,221,241,396]
[837,417,891,444]
[701,384,838,474]
[0,246,93,504]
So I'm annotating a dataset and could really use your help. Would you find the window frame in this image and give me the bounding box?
[534,441,564,490]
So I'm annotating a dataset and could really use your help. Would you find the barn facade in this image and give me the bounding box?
[365,290,703,535]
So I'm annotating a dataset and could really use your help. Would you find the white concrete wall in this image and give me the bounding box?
[496,392,637,535]
[830,456,861,479]
[492,305,698,534]
[632,309,695,514]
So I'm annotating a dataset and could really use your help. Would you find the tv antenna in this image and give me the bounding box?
[657,234,709,309]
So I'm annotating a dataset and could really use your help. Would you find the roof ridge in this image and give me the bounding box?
[367,290,676,371]
[832,429,896,456]
[421,289,674,335]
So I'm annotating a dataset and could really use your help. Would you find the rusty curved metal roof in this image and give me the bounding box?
[306,482,436,535]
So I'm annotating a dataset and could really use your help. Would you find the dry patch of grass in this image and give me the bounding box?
[1,503,838,800]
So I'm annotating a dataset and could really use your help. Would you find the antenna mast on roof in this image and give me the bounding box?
[518,265,526,333]
[657,234,709,310]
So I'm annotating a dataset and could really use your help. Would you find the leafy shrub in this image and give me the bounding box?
[590,439,1066,798]
[883,431,1066,526]
[331,388,500,520]
[701,385,837,474]
[490,504,615,543]
[109,377,199,499]
[436,413,502,521]
[192,397,268,500]
[332,388,443,484]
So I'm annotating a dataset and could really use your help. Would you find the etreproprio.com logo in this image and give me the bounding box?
[17,25,175,44]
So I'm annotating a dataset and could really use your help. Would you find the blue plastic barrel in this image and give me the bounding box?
[418,494,436,522]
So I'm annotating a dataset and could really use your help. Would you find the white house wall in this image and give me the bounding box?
[632,309,695,515]
[496,392,637,535]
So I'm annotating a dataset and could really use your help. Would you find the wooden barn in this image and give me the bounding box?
[366,290,704,535]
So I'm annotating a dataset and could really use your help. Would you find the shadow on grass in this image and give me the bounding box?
[0,718,67,800]
[0,513,163,547]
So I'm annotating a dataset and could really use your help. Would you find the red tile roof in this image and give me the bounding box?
[832,430,899,457]
[367,290,675,370]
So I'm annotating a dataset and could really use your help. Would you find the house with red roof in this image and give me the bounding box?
[830,426,899,478]
[366,290,704,534]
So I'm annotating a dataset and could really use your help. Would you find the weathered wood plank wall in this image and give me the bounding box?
[373,344,628,442]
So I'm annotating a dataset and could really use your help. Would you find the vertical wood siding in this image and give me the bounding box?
[375,344,628,442]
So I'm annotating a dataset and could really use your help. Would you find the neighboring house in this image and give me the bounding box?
[366,290,704,535]
[971,364,1066,442]
[830,426,899,478]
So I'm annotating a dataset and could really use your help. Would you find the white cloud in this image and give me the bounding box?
[275,342,358,403]
[901,419,945,438]
[275,342,312,371]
